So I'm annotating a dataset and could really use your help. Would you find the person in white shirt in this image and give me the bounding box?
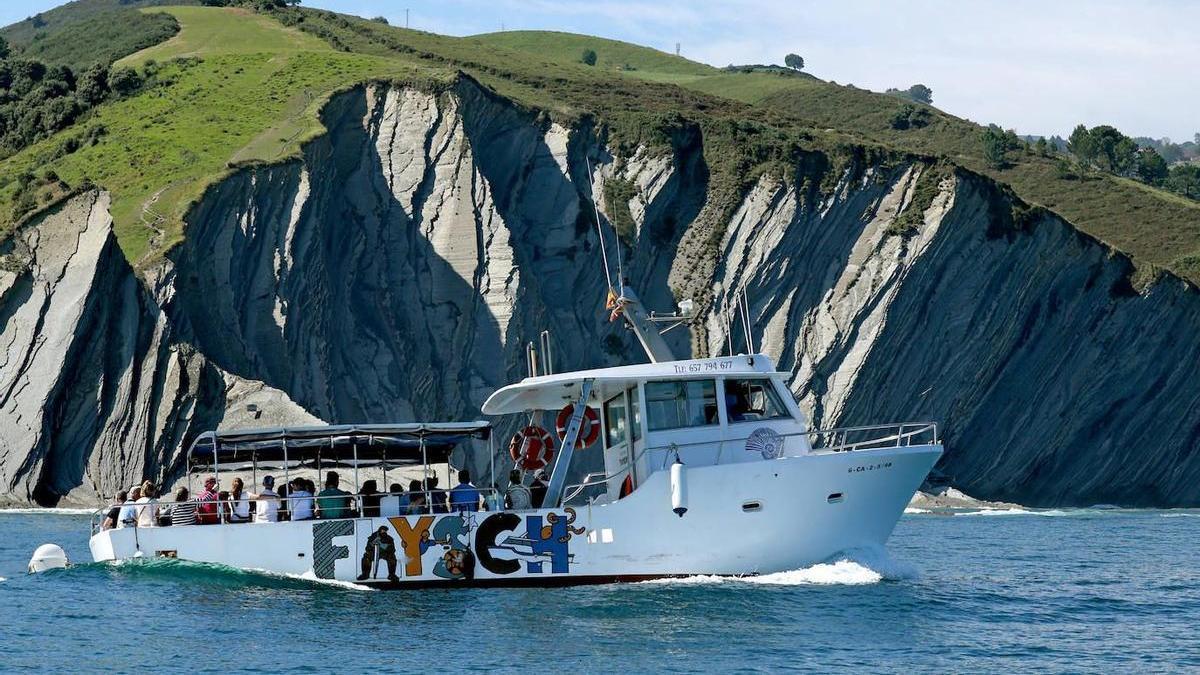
[226,477,252,523]
[289,478,314,521]
[118,485,142,528]
[247,475,280,523]
[135,482,159,528]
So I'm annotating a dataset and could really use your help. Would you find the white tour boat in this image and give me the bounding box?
[84,285,942,587]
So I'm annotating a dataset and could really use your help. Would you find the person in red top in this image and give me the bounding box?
[196,476,220,524]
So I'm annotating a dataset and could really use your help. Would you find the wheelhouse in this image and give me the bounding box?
[483,354,814,507]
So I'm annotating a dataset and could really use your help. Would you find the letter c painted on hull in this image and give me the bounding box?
[475,512,521,575]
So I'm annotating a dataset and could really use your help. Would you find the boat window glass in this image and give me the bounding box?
[644,380,718,431]
[723,378,791,423]
[604,393,628,448]
[629,386,642,441]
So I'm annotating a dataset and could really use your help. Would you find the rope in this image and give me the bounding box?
[585,155,614,291]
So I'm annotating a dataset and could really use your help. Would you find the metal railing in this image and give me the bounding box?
[559,421,939,507]
[90,488,503,535]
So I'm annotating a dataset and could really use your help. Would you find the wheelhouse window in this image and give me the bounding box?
[629,386,642,441]
[604,393,628,448]
[645,380,718,431]
[723,378,791,423]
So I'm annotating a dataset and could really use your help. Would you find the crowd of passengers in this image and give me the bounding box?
[100,468,550,530]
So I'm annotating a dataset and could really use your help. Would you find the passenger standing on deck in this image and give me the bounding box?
[135,482,159,528]
[226,477,251,523]
[118,486,141,527]
[247,475,280,523]
[530,471,549,509]
[197,477,220,524]
[449,470,481,512]
[316,471,352,519]
[289,478,314,520]
[102,491,128,530]
[505,469,532,511]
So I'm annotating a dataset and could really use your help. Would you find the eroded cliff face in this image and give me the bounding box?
[2,78,1197,506]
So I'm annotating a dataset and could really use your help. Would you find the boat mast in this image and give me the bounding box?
[614,285,675,363]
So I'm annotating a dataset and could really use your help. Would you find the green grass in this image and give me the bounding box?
[465,28,1200,283]
[472,30,715,84]
[0,0,194,47]
[0,6,449,265]
[117,6,329,67]
[4,5,1198,286]
[14,8,179,69]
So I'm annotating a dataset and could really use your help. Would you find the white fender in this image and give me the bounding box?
[28,543,69,573]
[670,459,688,517]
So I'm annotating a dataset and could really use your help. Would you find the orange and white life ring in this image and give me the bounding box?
[555,404,600,449]
[508,425,556,471]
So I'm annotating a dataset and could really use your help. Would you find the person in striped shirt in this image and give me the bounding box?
[166,487,198,526]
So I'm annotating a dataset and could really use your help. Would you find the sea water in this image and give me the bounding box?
[1,508,1197,672]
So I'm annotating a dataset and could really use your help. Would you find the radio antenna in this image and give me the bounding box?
[584,155,614,291]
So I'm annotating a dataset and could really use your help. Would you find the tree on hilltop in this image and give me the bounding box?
[1135,148,1169,185]
[580,49,597,66]
[784,53,804,71]
[981,125,1014,169]
[906,84,932,104]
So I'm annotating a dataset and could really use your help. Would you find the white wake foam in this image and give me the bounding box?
[640,547,914,587]
[904,507,931,514]
[744,560,883,585]
[1161,513,1200,518]
[285,569,377,591]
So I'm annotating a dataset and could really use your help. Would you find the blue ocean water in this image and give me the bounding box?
[1,508,1198,672]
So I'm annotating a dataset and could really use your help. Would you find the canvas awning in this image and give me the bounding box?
[186,422,490,469]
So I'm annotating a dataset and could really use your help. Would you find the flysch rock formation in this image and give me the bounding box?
[2,76,1198,507]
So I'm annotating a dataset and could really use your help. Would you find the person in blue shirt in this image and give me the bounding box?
[448,469,482,512]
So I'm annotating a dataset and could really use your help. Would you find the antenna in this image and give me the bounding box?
[526,342,539,377]
[539,330,554,375]
[405,8,409,28]
[741,287,756,354]
[724,306,733,356]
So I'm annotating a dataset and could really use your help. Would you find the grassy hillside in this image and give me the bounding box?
[472,30,1200,283]
[2,4,1197,285]
[13,9,179,70]
[472,30,716,84]
[0,0,192,48]
[0,6,447,264]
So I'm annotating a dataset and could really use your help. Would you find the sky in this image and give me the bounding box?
[4,1,1197,141]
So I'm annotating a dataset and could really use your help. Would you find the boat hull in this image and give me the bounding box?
[89,444,940,586]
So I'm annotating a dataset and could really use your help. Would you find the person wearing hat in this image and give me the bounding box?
[247,476,280,523]
[197,476,220,524]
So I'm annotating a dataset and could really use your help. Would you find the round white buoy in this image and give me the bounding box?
[670,458,688,517]
[28,543,69,573]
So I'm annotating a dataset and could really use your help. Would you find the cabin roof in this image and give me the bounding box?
[187,422,490,468]
[482,354,784,414]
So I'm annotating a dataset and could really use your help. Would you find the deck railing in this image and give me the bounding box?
[90,488,503,535]
[561,421,939,506]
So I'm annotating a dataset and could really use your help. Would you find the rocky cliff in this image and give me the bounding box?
[2,77,1197,507]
